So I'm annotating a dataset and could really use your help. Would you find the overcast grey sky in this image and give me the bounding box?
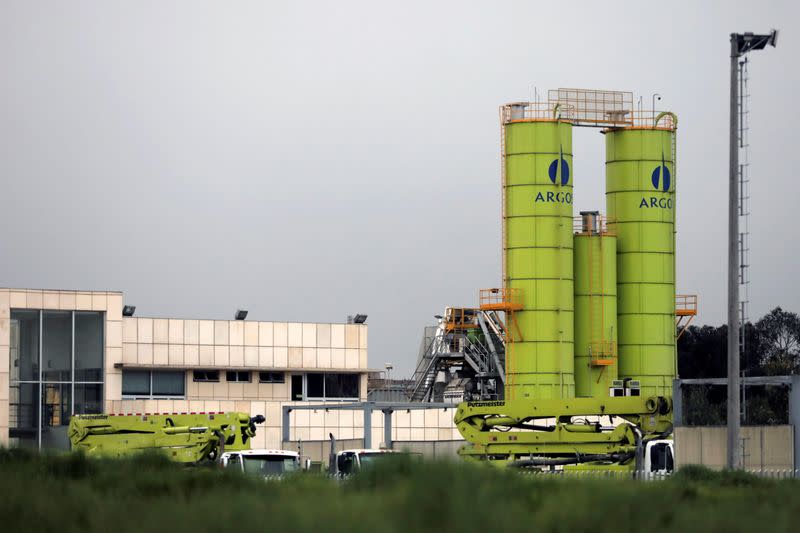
[2,1,799,377]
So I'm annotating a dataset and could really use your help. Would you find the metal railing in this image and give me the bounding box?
[479,288,522,310]
[676,294,698,316]
[501,88,676,130]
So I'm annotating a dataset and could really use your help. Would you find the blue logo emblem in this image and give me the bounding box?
[548,146,570,186]
[651,154,671,192]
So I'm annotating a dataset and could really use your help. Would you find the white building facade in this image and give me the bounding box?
[0,287,373,450]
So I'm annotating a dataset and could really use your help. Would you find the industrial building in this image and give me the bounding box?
[0,287,379,450]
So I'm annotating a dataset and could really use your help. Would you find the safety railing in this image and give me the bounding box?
[479,288,523,311]
[502,88,677,130]
[443,308,480,332]
[500,102,577,124]
[573,214,613,235]
[589,341,617,366]
[676,295,698,316]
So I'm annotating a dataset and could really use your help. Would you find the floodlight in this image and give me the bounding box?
[122,305,136,317]
[769,29,778,47]
[235,309,248,320]
[353,314,367,324]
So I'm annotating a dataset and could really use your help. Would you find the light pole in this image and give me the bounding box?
[727,30,777,470]
[651,93,661,125]
[385,362,394,392]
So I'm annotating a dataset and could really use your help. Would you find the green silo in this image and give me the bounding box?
[605,126,676,397]
[573,211,618,398]
[504,114,574,400]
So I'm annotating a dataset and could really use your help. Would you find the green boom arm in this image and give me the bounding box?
[454,396,672,469]
[69,412,264,464]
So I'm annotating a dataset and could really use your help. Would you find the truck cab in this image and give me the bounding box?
[331,449,402,476]
[220,449,302,476]
[644,439,674,475]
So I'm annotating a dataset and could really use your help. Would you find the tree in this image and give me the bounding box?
[755,307,800,375]
[676,307,797,425]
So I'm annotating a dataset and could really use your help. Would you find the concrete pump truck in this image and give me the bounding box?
[449,91,690,474]
[69,411,265,465]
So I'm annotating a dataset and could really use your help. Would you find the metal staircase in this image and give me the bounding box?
[406,311,506,402]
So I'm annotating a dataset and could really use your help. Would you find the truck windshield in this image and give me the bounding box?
[241,455,299,475]
[358,453,397,468]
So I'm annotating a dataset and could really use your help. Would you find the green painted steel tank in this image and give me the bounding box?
[573,211,618,398]
[605,126,676,397]
[504,116,574,400]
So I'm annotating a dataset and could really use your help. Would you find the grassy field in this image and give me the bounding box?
[2,448,799,533]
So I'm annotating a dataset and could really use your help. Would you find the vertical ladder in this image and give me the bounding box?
[738,58,752,423]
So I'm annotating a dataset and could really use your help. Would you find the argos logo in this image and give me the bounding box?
[651,154,671,192]
[534,146,573,205]
[639,153,673,209]
[548,146,570,186]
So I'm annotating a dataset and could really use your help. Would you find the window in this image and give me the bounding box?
[9,310,104,450]
[307,373,324,398]
[153,372,185,396]
[122,370,185,399]
[259,372,285,383]
[291,375,303,401]
[42,311,71,382]
[324,373,359,398]
[193,370,220,382]
[301,373,360,400]
[75,312,103,381]
[226,371,251,383]
[122,370,150,396]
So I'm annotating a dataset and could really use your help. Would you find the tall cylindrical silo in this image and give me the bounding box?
[573,211,618,398]
[605,126,676,397]
[504,114,574,400]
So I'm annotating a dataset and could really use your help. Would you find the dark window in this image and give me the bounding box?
[9,383,38,448]
[226,371,251,383]
[306,373,324,398]
[152,371,185,396]
[42,311,71,381]
[74,312,103,381]
[291,375,303,401]
[122,370,150,396]
[10,310,39,381]
[74,384,103,415]
[123,370,185,398]
[325,374,359,398]
[41,383,71,449]
[259,372,285,384]
[193,370,220,382]
[10,309,104,450]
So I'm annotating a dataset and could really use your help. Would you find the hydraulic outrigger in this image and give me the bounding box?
[455,396,673,470]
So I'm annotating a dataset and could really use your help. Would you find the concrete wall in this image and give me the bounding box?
[284,405,462,449]
[675,425,794,471]
[281,439,465,464]
[393,440,465,461]
[120,318,368,375]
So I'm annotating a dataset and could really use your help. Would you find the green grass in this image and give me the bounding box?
[1,448,799,533]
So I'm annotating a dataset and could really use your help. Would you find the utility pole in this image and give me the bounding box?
[727,30,777,470]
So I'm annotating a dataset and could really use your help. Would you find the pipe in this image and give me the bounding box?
[654,111,678,129]
[510,452,635,468]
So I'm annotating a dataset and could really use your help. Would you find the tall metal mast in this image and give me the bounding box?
[727,30,777,470]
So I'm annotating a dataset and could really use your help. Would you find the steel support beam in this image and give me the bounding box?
[363,403,372,449]
[383,409,393,449]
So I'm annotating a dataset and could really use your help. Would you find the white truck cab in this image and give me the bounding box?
[331,449,401,476]
[643,439,675,475]
[220,449,303,476]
